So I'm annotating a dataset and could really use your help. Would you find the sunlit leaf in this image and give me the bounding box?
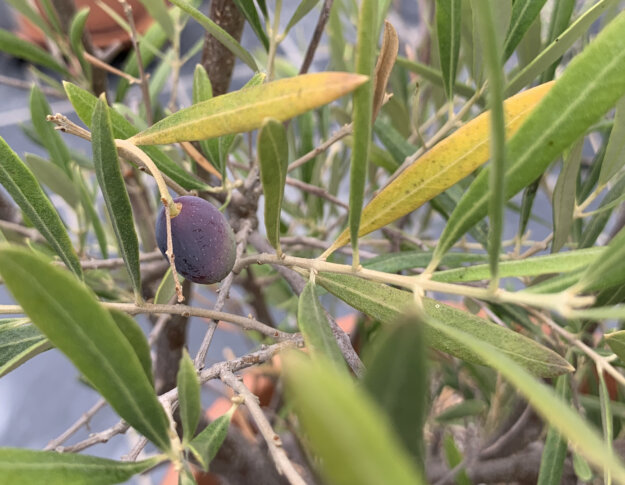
[129,72,367,146]
[327,81,552,253]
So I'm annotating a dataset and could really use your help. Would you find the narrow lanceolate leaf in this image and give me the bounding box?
[349,1,378,265]
[0,138,82,278]
[420,312,625,484]
[69,8,90,75]
[92,95,142,299]
[0,29,69,75]
[284,352,425,485]
[189,409,235,471]
[316,272,572,377]
[24,153,80,208]
[598,95,625,186]
[285,0,320,34]
[433,10,625,265]
[0,248,171,451]
[258,119,288,254]
[137,0,175,37]
[606,331,625,364]
[128,72,368,146]
[507,0,621,95]
[363,321,428,463]
[297,282,345,370]
[30,85,72,175]
[110,310,153,387]
[0,448,161,485]
[231,0,269,50]
[471,0,507,287]
[575,224,625,293]
[372,21,399,121]
[503,0,548,61]
[431,247,602,283]
[537,374,570,485]
[64,81,207,191]
[177,350,201,445]
[327,82,552,253]
[169,0,258,71]
[0,318,51,378]
[436,0,462,101]
[552,139,583,253]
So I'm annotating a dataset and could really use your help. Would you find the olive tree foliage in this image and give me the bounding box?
[1,0,625,483]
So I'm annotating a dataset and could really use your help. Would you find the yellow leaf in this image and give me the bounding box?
[128,72,368,146]
[326,81,554,254]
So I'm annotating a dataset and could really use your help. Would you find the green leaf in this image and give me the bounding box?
[580,171,625,248]
[74,172,109,259]
[443,435,472,485]
[30,85,71,176]
[433,9,625,264]
[395,56,477,100]
[606,331,625,363]
[177,349,201,445]
[285,0,319,35]
[503,0,548,61]
[4,0,54,39]
[297,281,345,370]
[577,224,625,292]
[192,64,213,103]
[471,0,506,286]
[138,0,175,37]
[507,0,621,95]
[537,374,570,485]
[189,411,233,471]
[0,448,161,485]
[435,399,486,423]
[364,251,488,274]
[110,310,153,387]
[129,72,367,146]
[552,139,583,253]
[0,138,82,278]
[69,8,90,76]
[363,320,427,463]
[284,352,425,485]
[436,0,461,101]
[0,29,69,76]
[0,247,172,451]
[91,94,142,299]
[169,0,258,71]
[540,0,575,82]
[419,311,625,482]
[23,153,80,208]
[598,95,625,186]
[232,0,269,50]
[258,118,288,254]
[0,318,51,378]
[64,81,207,191]
[573,453,593,482]
[316,272,573,377]
[431,247,602,283]
[155,267,176,304]
[349,0,378,262]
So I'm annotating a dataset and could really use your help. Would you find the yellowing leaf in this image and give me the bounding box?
[327,81,553,253]
[129,72,368,146]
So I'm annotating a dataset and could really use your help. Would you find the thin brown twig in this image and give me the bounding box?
[83,51,142,85]
[45,399,108,451]
[285,177,348,209]
[287,124,352,173]
[221,371,307,485]
[299,0,334,75]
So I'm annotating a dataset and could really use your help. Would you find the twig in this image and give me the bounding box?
[123,436,149,461]
[285,177,348,209]
[194,220,254,368]
[179,141,222,180]
[120,0,153,125]
[220,371,307,485]
[45,399,107,450]
[83,51,141,85]
[54,421,130,453]
[299,0,334,75]
[287,124,353,173]
[78,251,163,269]
[105,301,291,340]
[280,236,378,258]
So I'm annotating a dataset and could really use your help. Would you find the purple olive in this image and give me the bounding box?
[155,196,236,284]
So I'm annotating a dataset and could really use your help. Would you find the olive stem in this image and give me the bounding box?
[164,201,184,303]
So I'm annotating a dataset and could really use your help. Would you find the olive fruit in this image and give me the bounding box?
[155,196,236,284]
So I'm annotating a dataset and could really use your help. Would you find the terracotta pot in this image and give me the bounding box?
[15,0,152,48]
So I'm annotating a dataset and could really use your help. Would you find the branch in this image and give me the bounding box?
[299,0,334,75]
[221,371,308,485]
